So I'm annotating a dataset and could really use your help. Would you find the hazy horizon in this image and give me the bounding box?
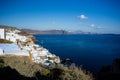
[0,0,120,34]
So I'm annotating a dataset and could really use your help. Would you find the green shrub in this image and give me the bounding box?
[41,68,50,76]
[0,58,4,68]
[0,63,4,68]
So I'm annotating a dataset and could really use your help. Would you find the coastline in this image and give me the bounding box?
[0,28,61,66]
[0,27,94,80]
[1,26,120,80]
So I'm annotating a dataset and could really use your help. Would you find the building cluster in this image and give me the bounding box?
[6,29,27,42]
[0,28,60,66]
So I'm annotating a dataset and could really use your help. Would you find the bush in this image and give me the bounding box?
[0,39,13,44]
[0,58,4,68]
[0,56,93,80]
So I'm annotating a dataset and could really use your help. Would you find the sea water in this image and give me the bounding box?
[34,34,120,73]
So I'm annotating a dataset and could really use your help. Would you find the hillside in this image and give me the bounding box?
[0,25,96,35]
[0,25,18,32]
[21,29,68,34]
[0,56,93,80]
[21,29,98,35]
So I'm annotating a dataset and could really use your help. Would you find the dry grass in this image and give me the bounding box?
[0,56,43,77]
[0,55,93,80]
[0,39,13,44]
[51,63,93,80]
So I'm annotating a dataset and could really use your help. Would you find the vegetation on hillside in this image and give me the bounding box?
[0,39,13,44]
[0,25,18,32]
[0,56,93,80]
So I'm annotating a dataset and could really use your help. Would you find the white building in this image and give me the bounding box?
[6,32,27,42]
[0,28,5,39]
[0,48,3,54]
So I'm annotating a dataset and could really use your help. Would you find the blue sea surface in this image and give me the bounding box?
[34,34,120,73]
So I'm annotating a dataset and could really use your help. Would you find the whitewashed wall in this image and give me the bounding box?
[0,48,3,55]
[0,29,5,39]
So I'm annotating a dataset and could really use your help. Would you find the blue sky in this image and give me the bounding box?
[0,0,120,33]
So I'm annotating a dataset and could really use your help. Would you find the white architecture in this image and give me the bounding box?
[0,28,5,39]
[0,28,60,65]
[6,31,27,42]
[0,48,3,54]
[0,43,29,56]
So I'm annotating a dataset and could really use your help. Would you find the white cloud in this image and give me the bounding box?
[77,14,88,19]
[90,24,103,29]
[90,24,95,27]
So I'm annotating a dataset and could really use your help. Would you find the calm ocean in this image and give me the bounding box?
[34,34,120,73]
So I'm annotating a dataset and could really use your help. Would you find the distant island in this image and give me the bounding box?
[21,28,97,35]
[1,25,118,35]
